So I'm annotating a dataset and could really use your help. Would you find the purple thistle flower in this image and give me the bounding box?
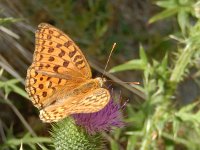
[72,94,124,134]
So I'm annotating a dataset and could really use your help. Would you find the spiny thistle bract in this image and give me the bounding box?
[51,117,104,150]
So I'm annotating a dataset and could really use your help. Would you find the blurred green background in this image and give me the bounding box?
[0,0,200,150]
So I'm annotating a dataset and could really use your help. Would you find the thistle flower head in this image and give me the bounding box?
[72,94,124,134]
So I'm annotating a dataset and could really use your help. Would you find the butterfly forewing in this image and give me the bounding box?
[34,23,92,78]
[26,23,92,108]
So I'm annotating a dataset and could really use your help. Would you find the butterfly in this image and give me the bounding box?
[25,23,110,123]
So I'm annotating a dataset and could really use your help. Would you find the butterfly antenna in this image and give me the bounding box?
[106,80,140,85]
[102,43,116,78]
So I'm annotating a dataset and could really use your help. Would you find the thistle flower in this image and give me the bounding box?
[72,95,124,134]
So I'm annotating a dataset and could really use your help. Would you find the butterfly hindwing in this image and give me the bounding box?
[39,88,110,122]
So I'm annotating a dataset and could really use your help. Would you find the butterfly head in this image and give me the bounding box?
[96,77,106,87]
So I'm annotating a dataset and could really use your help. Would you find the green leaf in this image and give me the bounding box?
[6,79,20,85]
[109,46,148,73]
[110,139,119,150]
[173,118,180,138]
[178,101,199,113]
[0,81,5,88]
[155,0,177,9]
[161,54,168,69]
[149,8,178,24]
[139,45,148,65]
[177,9,189,33]
[175,102,200,124]
[4,84,11,99]
[126,135,137,150]
[0,79,29,99]
[109,59,145,73]
[0,17,21,25]
[9,84,29,99]
[157,54,169,79]
[6,137,51,145]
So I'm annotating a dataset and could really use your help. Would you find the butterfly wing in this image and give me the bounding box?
[25,23,92,109]
[39,88,110,122]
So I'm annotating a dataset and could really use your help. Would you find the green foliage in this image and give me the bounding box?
[1,132,51,150]
[0,69,52,150]
[1,0,200,149]
[169,16,200,83]
[0,17,20,25]
[149,0,196,33]
[0,78,28,99]
[38,0,111,51]
[0,10,21,25]
[51,118,104,150]
[109,46,147,72]
[109,0,200,149]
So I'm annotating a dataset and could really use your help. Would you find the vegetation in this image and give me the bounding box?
[0,0,200,149]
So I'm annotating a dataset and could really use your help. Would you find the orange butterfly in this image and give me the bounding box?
[25,23,110,123]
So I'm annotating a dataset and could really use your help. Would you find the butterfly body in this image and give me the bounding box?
[25,23,110,122]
